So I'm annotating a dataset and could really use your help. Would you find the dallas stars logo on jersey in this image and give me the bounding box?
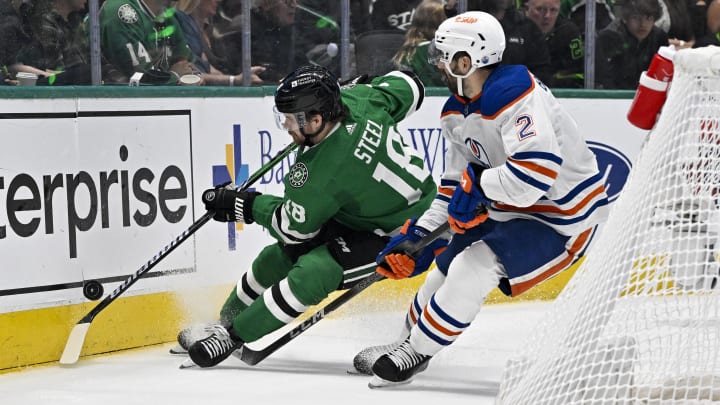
[289,163,309,188]
[118,4,138,24]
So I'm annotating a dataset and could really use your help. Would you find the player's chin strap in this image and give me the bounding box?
[444,64,477,98]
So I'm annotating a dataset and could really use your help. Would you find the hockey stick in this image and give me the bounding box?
[60,143,298,365]
[237,221,451,366]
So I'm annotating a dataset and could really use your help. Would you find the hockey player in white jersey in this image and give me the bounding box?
[353,11,610,388]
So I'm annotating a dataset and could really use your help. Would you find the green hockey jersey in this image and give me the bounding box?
[99,0,192,78]
[253,71,436,244]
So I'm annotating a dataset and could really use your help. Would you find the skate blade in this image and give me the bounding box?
[346,367,372,376]
[179,358,197,369]
[169,344,188,355]
[368,375,412,389]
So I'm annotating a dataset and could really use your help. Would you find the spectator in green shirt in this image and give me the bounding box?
[99,0,195,84]
[391,0,446,87]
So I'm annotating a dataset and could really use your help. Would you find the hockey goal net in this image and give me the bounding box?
[496,46,720,404]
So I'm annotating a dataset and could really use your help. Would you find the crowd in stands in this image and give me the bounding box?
[1,0,719,88]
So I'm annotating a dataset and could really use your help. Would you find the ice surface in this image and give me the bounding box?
[0,302,549,405]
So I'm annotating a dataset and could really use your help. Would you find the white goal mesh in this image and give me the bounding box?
[496,46,720,404]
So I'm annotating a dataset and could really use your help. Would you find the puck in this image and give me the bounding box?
[83,280,104,301]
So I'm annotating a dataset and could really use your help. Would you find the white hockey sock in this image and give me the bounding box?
[406,267,446,327]
[411,241,504,356]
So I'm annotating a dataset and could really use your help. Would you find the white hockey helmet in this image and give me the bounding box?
[432,11,506,69]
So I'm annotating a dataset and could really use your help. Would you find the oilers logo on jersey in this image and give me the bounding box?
[464,138,491,169]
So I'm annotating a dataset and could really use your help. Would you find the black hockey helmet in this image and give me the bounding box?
[273,65,344,127]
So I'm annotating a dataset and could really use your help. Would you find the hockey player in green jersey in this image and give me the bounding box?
[99,0,195,83]
[181,65,442,368]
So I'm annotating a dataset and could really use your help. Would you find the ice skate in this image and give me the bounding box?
[187,324,243,368]
[169,326,197,355]
[368,339,431,388]
[169,344,187,355]
[169,323,219,355]
[348,341,403,375]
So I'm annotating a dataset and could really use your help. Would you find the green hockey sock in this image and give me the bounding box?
[232,296,285,342]
[219,286,248,325]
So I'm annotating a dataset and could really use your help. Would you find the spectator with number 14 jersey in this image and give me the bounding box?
[100,0,195,83]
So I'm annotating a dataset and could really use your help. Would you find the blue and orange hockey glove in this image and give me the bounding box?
[448,163,491,234]
[376,218,448,280]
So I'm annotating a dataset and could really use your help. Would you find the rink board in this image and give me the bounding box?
[0,262,579,372]
[0,87,640,371]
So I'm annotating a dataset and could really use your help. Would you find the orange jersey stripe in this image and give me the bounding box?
[483,71,535,120]
[438,186,454,197]
[454,93,482,104]
[507,157,558,179]
[495,185,606,216]
[442,94,483,118]
[440,110,463,118]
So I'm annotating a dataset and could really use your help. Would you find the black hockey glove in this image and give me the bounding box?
[202,185,260,223]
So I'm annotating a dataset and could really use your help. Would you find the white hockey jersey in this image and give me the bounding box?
[417,65,609,236]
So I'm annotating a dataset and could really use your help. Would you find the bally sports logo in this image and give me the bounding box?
[212,124,295,250]
[212,124,251,251]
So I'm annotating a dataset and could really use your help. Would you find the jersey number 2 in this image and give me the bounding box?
[515,115,536,141]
